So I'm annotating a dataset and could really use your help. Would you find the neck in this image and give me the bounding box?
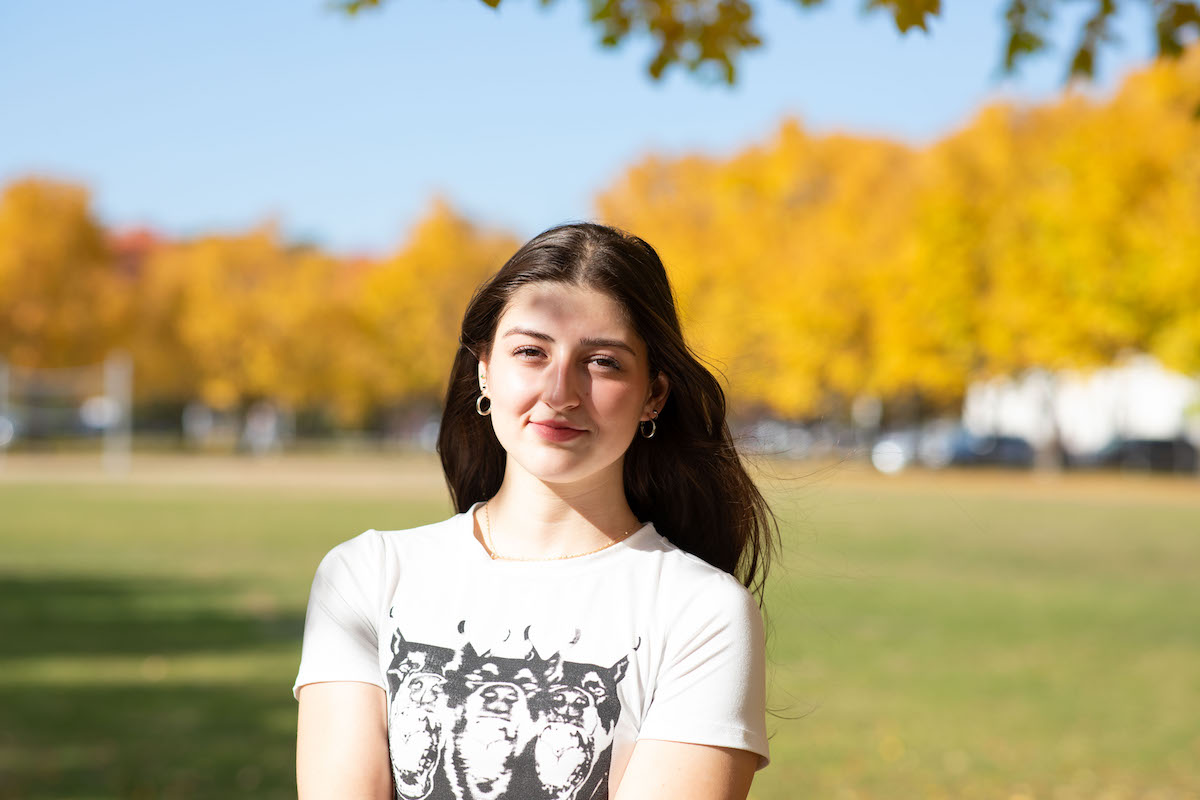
[477,458,642,560]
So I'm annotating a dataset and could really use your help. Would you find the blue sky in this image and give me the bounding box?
[0,0,1156,256]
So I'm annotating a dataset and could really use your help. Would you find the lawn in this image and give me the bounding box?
[1,453,1197,799]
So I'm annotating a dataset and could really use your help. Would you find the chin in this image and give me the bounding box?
[523,451,626,485]
[522,457,591,484]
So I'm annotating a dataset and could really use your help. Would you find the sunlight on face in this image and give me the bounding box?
[479,282,663,489]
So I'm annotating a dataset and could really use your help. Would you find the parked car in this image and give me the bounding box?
[872,424,1035,473]
[1072,437,1198,473]
[947,431,1035,469]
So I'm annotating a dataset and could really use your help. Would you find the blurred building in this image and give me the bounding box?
[963,354,1200,459]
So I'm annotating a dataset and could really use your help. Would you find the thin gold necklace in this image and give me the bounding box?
[482,501,639,562]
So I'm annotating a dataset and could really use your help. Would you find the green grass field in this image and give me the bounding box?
[2,454,1198,799]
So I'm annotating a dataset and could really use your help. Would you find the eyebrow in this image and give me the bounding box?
[501,327,638,356]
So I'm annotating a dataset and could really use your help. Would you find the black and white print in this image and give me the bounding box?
[384,624,630,800]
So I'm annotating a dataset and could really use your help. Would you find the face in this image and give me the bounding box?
[478,282,668,490]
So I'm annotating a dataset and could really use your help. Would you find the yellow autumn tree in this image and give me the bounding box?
[7,42,1199,430]
[598,121,917,419]
[594,152,757,405]
[1123,43,1200,376]
[744,126,915,417]
[945,42,1200,382]
[340,0,1200,90]
[354,196,521,407]
[127,232,200,403]
[598,42,1200,423]
[137,224,350,413]
[0,178,131,368]
[865,105,1018,408]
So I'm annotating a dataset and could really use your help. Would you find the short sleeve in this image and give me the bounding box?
[637,573,770,769]
[292,530,386,701]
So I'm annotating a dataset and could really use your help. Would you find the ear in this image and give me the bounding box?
[609,655,629,684]
[477,358,489,391]
[643,371,669,419]
[544,651,564,683]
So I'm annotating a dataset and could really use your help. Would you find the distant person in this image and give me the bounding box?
[293,222,779,799]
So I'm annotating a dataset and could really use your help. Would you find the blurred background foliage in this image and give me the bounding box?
[3,44,1198,430]
[339,0,1200,86]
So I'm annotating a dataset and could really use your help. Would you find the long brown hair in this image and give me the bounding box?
[436,222,780,600]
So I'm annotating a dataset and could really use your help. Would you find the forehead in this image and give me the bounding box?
[497,283,635,338]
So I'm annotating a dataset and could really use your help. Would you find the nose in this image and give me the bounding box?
[542,358,584,411]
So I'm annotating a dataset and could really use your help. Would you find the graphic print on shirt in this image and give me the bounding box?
[385,634,458,799]
[385,625,630,800]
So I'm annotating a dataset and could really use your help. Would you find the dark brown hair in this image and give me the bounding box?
[436,222,779,600]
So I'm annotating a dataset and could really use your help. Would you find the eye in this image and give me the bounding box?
[590,356,621,371]
[512,346,544,360]
[512,347,621,371]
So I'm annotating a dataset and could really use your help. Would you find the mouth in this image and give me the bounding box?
[531,421,588,442]
[532,420,586,431]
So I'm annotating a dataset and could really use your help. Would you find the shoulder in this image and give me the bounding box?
[371,511,462,541]
[321,511,460,559]
[641,531,761,630]
[317,527,382,566]
[313,511,462,581]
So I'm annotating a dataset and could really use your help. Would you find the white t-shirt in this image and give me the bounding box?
[294,500,769,800]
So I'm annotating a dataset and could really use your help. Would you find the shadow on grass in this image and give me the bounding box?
[0,573,306,799]
[0,683,297,799]
[0,574,303,659]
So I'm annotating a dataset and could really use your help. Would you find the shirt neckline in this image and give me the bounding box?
[459,500,658,569]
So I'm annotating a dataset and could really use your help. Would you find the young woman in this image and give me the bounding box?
[294,222,779,800]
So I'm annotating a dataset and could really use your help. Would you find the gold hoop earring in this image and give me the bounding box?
[476,393,491,416]
[639,409,659,439]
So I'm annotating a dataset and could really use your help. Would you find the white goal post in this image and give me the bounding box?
[0,350,132,473]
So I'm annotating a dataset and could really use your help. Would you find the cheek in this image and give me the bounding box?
[492,369,538,402]
[592,383,642,419]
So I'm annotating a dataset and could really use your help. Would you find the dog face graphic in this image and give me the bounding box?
[530,656,628,798]
[386,632,456,800]
[443,644,562,800]
[379,625,631,800]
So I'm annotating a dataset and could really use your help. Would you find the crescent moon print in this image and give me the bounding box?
[384,628,629,800]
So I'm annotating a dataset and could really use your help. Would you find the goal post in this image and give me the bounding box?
[102,351,132,473]
[0,351,133,473]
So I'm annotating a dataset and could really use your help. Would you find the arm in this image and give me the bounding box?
[612,739,759,800]
[296,681,392,800]
[622,575,769,797]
